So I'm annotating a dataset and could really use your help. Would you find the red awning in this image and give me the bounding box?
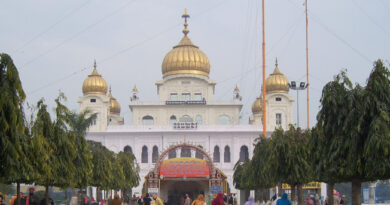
[160,157,210,178]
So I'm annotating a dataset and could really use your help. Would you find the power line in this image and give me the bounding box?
[20,0,138,69]
[14,0,93,52]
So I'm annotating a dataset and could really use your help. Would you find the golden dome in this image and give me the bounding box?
[266,60,289,93]
[108,87,120,115]
[82,61,108,95]
[161,10,210,77]
[252,96,262,114]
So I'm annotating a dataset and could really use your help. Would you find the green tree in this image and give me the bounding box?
[117,151,140,202]
[0,53,33,205]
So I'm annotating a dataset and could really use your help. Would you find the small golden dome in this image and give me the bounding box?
[132,85,138,92]
[252,96,262,114]
[108,87,120,115]
[234,85,239,92]
[266,60,289,93]
[161,10,210,77]
[82,61,108,95]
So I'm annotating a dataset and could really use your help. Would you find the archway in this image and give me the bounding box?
[145,143,227,202]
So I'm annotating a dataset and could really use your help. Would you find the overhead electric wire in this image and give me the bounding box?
[21,0,138,69]
[26,0,231,95]
[14,0,93,52]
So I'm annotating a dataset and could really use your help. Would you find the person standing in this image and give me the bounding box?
[276,193,291,205]
[152,195,163,205]
[191,194,205,205]
[137,195,143,205]
[184,194,191,205]
[29,187,39,205]
[109,195,121,205]
[143,194,152,205]
[212,193,225,205]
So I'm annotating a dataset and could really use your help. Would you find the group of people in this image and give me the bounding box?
[135,193,164,205]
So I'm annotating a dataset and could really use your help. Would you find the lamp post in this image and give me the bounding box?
[289,81,309,128]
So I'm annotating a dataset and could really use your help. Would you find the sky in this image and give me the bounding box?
[1,0,389,127]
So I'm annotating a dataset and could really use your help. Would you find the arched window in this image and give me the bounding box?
[142,115,154,125]
[218,115,230,125]
[141,146,148,163]
[181,148,191,157]
[179,115,193,123]
[195,115,203,125]
[213,146,220,163]
[195,146,203,159]
[224,146,231,163]
[124,145,133,153]
[168,150,177,159]
[239,145,249,162]
[152,146,158,163]
[170,115,177,125]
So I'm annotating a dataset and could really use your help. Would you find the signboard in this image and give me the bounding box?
[210,186,222,194]
[160,157,210,178]
[282,182,321,190]
[148,188,159,196]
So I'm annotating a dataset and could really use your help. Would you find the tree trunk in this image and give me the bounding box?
[16,182,21,205]
[291,185,296,204]
[96,187,100,202]
[278,183,282,197]
[327,182,334,205]
[45,185,49,205]
[260,188,266,203]
[297,185,304,205]
[352,179,361,205]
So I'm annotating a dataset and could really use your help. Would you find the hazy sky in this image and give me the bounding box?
[1,0,389,127]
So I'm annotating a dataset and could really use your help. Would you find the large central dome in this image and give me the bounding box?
[161,10,210,78]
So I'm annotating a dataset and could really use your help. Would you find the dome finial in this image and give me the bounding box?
[182,8,190,36]
[94,59,97,69]
[275,57,278,68]
[109,85,112,94]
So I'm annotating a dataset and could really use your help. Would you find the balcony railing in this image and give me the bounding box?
[173,122,198,129]
[165,99,206,105]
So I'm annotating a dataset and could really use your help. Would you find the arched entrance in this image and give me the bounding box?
[145,143,227,203]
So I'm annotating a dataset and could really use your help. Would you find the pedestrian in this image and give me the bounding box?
[184,194,191,205]
[233,194,238,205]
[152,195,163,205]
[191,194,205,205]
[143,193,152,205]
[109,194,121,205]
[332,190,339,205]
[314,194,320,205]
[137,195,143,205]
[306,195,314,205]
[212,193,225,205]
[276,193,291,205]
[227,194,233,205]
[29,187,39,205]
[245,196,256,205]
[0,194,5,205]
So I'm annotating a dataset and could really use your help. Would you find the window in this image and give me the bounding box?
[90,99,96,103]
[213,146,220,162]
[195,115,203,125]
[239,146,249,162]
[218,115,230,125]
[179,115,193,123]
[182,93,190,101]
[276,113,282,126]
[275,97,282,102]
[168,150,177,159]
[224,146,231,163]
[124,146,132,153]
[195,146,203,159]
[152,146,158,163]
[181,148,191,157]
[170,93,178,101]
[141,146,148,163]
[194,93,202,101]
[142,115,154,125]
[170,115,177,125]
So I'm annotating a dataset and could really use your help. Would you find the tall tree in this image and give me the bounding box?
[0,53,33,205]
[117,151,140,203]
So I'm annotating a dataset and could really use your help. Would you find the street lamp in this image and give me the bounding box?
[288,81,309,128]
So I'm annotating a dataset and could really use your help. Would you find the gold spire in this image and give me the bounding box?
[182,8,190,36]
[82,60,108,95]
[265,58,289,93]
[132,85,138,92]
[161,9,210,77]
[234,85,239,92]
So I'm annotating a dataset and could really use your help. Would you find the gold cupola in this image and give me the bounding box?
[266,59,289,93]
[82,60,108,95]
[108,87,121,115]
[161,9,210,78]
[252,96,262,114]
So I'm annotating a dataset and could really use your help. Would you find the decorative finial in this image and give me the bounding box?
[182,8,190,36]
[94,59,97,69]
[275,58,278,68]
[109,85,112,94]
